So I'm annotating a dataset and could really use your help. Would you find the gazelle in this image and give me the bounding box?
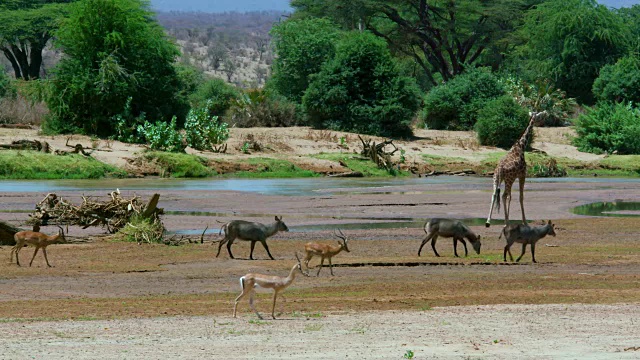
[303,228,350,276]
[418,218,481,257]
[10,226,67,267]
[501,220,557,263]
[233,253,307,320]
[216,216,289,260]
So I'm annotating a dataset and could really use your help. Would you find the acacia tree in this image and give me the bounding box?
[0,0,74,80]
[291,0,533,86]
[46,0,188,136]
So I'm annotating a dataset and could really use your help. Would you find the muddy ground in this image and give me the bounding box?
[0,177,639,358]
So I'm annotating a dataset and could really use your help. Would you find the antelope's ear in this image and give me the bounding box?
[477,235,481,240]
[275,216,279,221]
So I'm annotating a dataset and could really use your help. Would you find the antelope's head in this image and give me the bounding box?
[334,228,350,253]
[275,216,289,232]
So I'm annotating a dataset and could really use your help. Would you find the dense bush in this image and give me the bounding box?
[592,56,640,104]
[420,69,506,130]
[228,89,300,128]
[475,96,530,149]
[269,18,341,103]
[303,32,421,138]
[137,117,186,153]
[0,71,16,99]
[45,0,188,136]
[502,77,576,126]
[189,78,240,116]
[184,100,230,151]
[573,102,640,154]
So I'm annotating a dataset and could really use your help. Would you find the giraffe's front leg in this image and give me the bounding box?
[519,176,527,225]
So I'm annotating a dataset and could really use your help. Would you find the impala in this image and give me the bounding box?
[303,228,350,276]
[10,226,67,267]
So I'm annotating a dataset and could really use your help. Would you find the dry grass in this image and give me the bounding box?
[0,96,48,125]
[0,218,639,321]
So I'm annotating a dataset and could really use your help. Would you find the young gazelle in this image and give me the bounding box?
[233,253,307,320]
[10,226,67,267]
[501,220,557,263]
[303,228,350,276]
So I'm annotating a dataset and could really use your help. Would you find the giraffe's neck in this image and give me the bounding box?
[515,116,536,153]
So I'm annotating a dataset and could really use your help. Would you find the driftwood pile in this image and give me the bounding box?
[27,190,163,234]
[0,137,95,156]
[358,135,399,171]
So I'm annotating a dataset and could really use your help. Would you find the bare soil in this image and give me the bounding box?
[0,126,638,358]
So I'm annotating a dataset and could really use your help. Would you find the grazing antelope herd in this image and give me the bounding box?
[6,112,562,319]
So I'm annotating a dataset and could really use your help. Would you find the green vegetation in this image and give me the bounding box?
[475,96,530,149]
[303,32,421,138]
[189,78,240,115]
[314,153,408,177]
[0,151,125,179]
[573,102,640,155]
[45,0,187,136]
[592,55,640,104]
[0,0,73,81]
[513,0,629,104]
[140,152,213,178]
[184,101,230,151]
[269,18,340,103]
[232,158,319,178]
[420,69,506,130]
[227,89,300,128]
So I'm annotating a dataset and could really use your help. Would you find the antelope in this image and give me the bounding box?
[501,220,556,263]
[418,218,481,257]
[233,253,308,320]
[216,216,289,260]
[303,228,350,276]
[10,226,67,267]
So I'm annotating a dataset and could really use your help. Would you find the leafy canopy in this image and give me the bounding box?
[303,31,421,138]
[46,0,187,136]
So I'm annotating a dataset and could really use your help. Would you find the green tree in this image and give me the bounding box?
[593,55,640,104]
[46,0,188,136]
[292,0,533,86]
[514,0,629,104]
[303,31,421,138]
[269,18,341,103]
[0,0,74,80]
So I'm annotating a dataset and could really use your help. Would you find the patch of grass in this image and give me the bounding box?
[142,151,214,178]
[248,319,269,325]
[314,153,408,177]
[0,150,126,179]
[233,158,320,178]
[303,324,323,332]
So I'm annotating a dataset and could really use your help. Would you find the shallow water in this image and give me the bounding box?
[2,176,640,196]
[571,201,640,217]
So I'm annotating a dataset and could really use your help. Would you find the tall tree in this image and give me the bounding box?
[0,0,74,80]
[46,0,187,136]
[291,0,532,86]
[514,0,629,104]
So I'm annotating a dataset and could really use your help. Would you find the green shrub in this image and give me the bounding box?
[141,151,213,178]
[113,97,146,143]
[475,96,530,149]
[303,31,421,138]
[189,78,240,116]
[113,216,164,243]
[138,117,186,153]
[593,56,640,104]
[0,71,16,99]
[228,89,300,127]
[420,68,506,130]
[184,100,230,151]
[573,102,640,155]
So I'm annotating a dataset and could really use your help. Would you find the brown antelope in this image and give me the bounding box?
[216,216,289,260]
[303,228,350,276]
[501,220,556,263]
[10,226,67,267]
[233,253,308,320]
[418,218,481,257]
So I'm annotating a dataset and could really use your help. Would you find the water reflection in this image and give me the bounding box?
[571,201,640,217]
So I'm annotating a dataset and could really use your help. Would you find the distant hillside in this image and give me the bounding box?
[151,0,292,12]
